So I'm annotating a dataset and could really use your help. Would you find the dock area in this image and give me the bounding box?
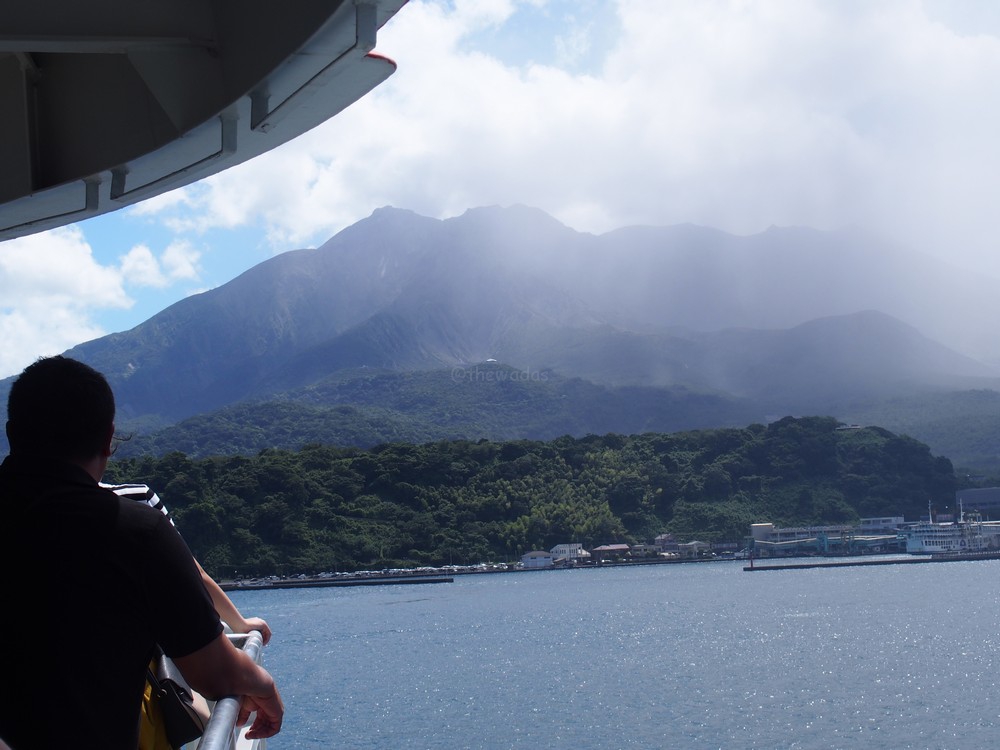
[221,575,454,591]
[744,551,1000,571]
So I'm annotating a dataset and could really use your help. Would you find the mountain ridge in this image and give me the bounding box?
[1,205,997,471]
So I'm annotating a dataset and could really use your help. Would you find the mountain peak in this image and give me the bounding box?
[368,205,422,220]
[6,204,995,433]
[452,204,573,231]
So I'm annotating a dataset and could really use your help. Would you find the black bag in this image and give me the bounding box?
[146,648,211,748]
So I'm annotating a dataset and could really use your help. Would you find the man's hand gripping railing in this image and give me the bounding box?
[196,631,267,750]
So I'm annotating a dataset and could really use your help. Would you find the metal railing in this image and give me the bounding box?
[193,631,266,750]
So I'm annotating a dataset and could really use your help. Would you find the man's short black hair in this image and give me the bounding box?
[6,356,115,460]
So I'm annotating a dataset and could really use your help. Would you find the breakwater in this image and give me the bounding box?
[744,550,1000,571]
[220,574,453,591]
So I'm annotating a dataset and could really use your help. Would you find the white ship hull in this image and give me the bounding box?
[903,520,1000,554]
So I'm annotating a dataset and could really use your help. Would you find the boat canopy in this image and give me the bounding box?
[0,0,406,241]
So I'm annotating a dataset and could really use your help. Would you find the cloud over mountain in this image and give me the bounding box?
[0,205,986,424]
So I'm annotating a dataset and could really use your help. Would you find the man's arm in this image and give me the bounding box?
[172,632,284,739]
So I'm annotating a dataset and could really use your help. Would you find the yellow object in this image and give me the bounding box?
[139,660,174,750]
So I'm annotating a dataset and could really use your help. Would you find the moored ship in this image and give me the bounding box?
[902,502,1000,554]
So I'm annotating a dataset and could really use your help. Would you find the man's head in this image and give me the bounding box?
[6,356,115,462]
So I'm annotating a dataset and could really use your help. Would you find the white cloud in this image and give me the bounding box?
[121,240,201,289]
[160,241,201,281]
[0,228,206,377]
[553,20,594,68]
[0,227,132,377]
[119,240,201,288]
[127,0,1000,278]
[0,307,109,380]
[0,227,130,308]
[119,245,165,287]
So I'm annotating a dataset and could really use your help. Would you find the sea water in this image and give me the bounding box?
[230,559,1000,749]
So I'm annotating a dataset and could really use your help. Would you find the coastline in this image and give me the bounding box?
[218,554,734,590]
[219,549,1000,589]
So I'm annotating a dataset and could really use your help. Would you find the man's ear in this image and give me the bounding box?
[102,422,116,458]
[5,420,26,453]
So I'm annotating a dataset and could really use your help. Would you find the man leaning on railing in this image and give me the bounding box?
[0,356,284,750]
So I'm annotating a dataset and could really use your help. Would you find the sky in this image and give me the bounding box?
[1,0,999,379]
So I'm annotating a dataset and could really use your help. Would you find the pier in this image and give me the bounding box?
[221,574,454,591]
[744,551,1000,571]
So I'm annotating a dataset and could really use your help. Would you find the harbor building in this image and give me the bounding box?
[521,551,555,569]
[549,543,591,563]
[858,517,905,534]
[654,533,680,554]
[677,541,712,559]
[629,543,660,557]
[591,544,630,562]
[749,520,904,556]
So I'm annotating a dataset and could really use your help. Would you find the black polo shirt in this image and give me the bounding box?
[0,454,223,750]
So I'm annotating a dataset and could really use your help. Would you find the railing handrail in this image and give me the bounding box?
[194,631,265,750]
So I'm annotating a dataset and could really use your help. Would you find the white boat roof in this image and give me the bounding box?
[0,0,407,241]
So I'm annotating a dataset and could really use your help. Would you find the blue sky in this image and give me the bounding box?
[2,0,1000,378]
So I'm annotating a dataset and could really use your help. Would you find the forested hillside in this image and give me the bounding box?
[106,364,1000,475]
[112,365,759,458]
[841,389,1000,477]
[104,417,955,579]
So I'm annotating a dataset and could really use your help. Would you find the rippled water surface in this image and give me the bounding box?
[232,559,1000,749]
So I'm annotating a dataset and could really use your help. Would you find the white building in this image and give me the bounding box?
[521,551,555,569]
[654,533,679,552]
[550,543,590,561]
[678,541,711,559]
